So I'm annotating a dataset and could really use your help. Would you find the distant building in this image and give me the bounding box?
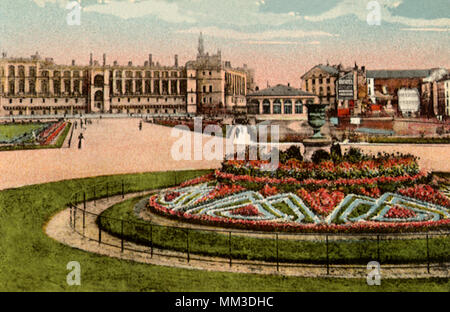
[246,84,317,119]
[300,64,339,107]
[421,69,449,118]
[0,34,252,117]
[367,68,448,116]
[397,88,420,117]
[300,63,366,115]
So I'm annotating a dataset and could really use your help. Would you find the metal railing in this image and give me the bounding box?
[67,179,450,275]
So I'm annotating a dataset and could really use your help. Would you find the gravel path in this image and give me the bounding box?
[45,193,450,279]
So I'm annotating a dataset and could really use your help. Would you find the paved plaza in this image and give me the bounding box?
[0,118,449,190]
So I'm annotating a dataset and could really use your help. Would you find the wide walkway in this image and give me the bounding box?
[0,118,222,190]
[1,118,449,190]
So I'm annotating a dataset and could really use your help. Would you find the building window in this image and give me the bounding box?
[295,100,303,114]
[209,85,213,92]
[284,100,292,114]
[263,100,270,114]
[273,99,282,114]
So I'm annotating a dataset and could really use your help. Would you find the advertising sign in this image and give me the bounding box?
[337,73,354,100]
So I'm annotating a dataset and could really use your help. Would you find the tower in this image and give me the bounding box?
[198,32,205,56]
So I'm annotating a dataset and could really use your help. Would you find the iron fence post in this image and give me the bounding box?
[228,231,232,268]
[150,224,153,258]
[83,192,86,210]
[121,181,124,199]
[377,235,380,263]
[426,234,430,274]
[106,182,109,200]
[276,233,279,272]
[186,229,190,263]
[326,235,330,275]
[98,216,102,245]
[82,206,86,237]
[121,219,124,253]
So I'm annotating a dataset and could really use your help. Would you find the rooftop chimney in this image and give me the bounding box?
[144,61,149,66]
[128,61,133,66]
[113,60,118,66]
[149,54,153,66]
[89,53,93,66]
[72,60,75,66]
[175,54,179,67]
[103,53,106,66]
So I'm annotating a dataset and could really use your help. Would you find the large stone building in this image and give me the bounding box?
[300,63,366,115]
[0,35,252,117]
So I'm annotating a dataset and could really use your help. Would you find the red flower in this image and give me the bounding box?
[384,206,417,219]
[230,205,262,217]
[259,184,278,197]
[398,184,450,208]
[297,188,344,216]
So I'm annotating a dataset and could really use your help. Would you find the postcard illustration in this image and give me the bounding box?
[0,0,449,297]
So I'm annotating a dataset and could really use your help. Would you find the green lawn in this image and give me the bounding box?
[0,122,71,151]
[0,123,46,141]
[0,170,448,291]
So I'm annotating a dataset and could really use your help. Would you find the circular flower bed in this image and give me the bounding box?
[147,153,450,233]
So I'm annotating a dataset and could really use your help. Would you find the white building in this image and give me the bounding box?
[397,88,420,117]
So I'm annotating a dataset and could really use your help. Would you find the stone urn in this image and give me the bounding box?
[306,103,328,139]
[303,103,331,161]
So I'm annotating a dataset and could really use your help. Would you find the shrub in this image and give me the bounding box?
[311,149,331,164]
[280,145,303,163]
[330,142,342,163]
[344,147,365,163]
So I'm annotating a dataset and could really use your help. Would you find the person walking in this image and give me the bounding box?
[139,120,142,131]
[78,133,84,149]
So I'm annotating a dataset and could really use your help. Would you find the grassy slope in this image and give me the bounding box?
[0,170,448,291]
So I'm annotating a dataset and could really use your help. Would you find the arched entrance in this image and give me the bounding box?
[94,90,104,112]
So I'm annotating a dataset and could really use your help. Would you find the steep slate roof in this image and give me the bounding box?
[316,64,339,75]
[248,84,315,97]
[367,69,432,79]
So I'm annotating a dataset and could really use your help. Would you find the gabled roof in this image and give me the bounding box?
[301,64,339,79]
[367,69,432,79]
[248,84,315,97]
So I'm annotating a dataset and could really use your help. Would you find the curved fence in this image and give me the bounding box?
[67,177,450,275]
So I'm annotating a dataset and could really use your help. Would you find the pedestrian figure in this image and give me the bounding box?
[78,133,84,149]
[74,121,77,129]
[139,120,142,131]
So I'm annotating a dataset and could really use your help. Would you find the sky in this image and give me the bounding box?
[0,0,449,88]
